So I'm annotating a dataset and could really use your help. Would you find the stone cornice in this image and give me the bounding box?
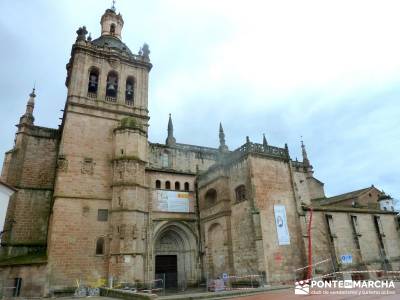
[302,205,397,215]
[72,41,152,71]
[67,96,150,120]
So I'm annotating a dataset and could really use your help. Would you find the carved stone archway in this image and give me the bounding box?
[153,222,199,288]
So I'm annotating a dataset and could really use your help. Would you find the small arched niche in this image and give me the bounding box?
[205,188,217,207]
[235,185,247,203]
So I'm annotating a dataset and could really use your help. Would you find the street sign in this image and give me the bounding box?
[340,254,352,264]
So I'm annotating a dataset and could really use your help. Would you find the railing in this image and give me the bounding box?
[87,92,97,99]
[105,96,117,103]
[292,160,305,169]
[207,274,265,292]
[229,142,289,161]
[125,99,134,106]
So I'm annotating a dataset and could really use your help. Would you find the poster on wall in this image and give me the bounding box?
[154,190,191,212]
[274,204,290,245]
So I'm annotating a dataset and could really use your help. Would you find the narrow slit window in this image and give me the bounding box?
[96,237,105,255]
[175,181,180,190]
[165,181,171,190]
[184,182,189,191]
[110,23,116,34]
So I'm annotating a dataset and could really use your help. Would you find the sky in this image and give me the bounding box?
[0,0,399,205]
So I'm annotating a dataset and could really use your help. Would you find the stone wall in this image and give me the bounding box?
[307,209,400,278]
[0,264,48,297]
[1,125,58,248]
[149,143,217,174]
[47,197,110,287]
[248,156,306,284]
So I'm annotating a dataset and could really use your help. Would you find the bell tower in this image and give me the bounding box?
[100,6,124,39]
[49,5,152,286]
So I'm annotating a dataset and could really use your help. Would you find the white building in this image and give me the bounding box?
[0,180,16,232]
[378,193,397,212]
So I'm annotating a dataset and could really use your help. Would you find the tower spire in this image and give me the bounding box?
[111,0,116,11]
[263,133,268,148]
[165,113,176,146]
[219,123,229,152]
[20,88,36,125]
[301,138,311,168]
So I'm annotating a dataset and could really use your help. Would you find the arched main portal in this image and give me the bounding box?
[153,222,198,289]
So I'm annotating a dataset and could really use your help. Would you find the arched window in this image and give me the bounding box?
[205,189,217,207]
[88,67,99,95]
[175,181,180,190]
[165,181,171,190]
[235,185,246,203]
[106,71,118,99]
[125,77,135,104]
[110,23,116,34]
[95,237,105,255]
[155,180,161,189]
[184,182,189,191]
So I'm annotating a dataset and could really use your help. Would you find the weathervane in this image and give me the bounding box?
[111,0,116,11]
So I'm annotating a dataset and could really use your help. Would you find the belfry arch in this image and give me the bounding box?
[152,222,199,288]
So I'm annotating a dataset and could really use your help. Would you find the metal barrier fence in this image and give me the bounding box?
[294,258,335,282]
[207,274,265,292]
[111,278,165,295]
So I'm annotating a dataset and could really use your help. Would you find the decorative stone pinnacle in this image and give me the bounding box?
[76,26,88,41]
[166,113,176,146]
[142,43,150,59]
[301,139,311,168]
[20,89,36,125]
[219,123,228,152]
[262,133,268,147]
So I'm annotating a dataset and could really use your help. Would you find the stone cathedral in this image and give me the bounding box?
[1,6,399,297]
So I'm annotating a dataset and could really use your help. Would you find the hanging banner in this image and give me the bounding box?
[274,204,290,245]
[154,190,191,212]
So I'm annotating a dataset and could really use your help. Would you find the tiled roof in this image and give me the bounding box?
[317,187,372,205]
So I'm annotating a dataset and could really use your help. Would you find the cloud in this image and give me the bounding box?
[0,0,399,201]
